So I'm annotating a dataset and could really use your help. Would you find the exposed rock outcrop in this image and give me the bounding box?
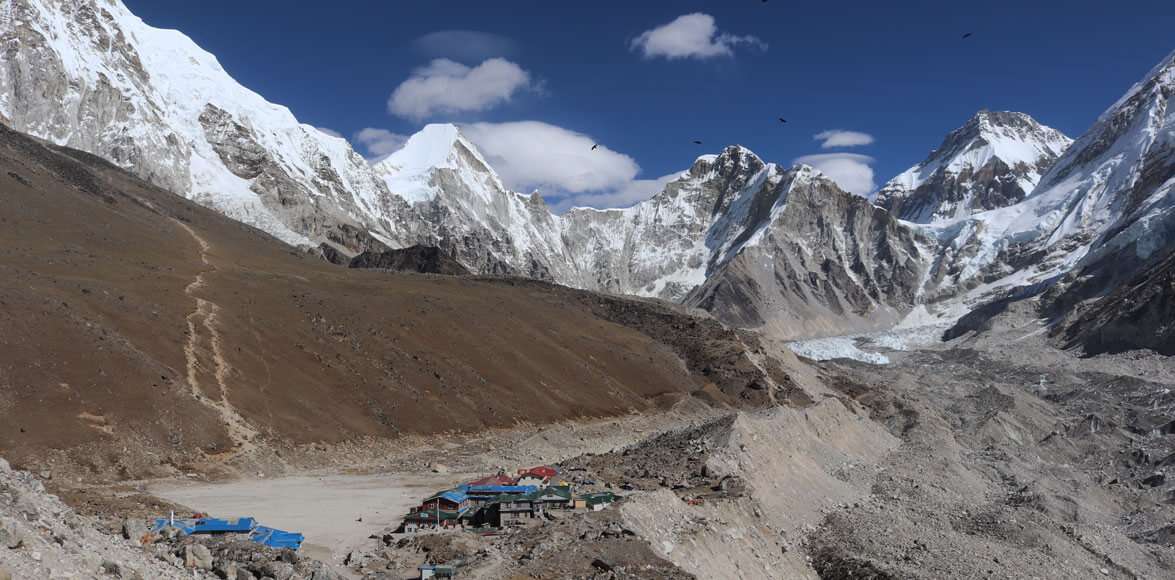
[688,167,931,338]
[348,245,470,275]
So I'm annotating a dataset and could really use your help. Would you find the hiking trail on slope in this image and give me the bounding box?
[176,220,260,455]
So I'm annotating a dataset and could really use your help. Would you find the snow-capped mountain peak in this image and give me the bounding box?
[914,50,1175,331]
[373,123,507,204]
[1,0,410,249]
[875,110,1072,224]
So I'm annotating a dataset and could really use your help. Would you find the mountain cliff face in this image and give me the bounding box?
[0,0,998,340]
[1039,50,1175,350]
[6,0,1174,349]
[927,50,1175,343]
[1052,246,1175,355]
[874,111,1071,224]
[0,0,419,250]
[371,124,573,278]
[560,146,782,301]
[688,167,931,338]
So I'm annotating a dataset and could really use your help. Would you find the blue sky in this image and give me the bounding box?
[124,0,1175,209]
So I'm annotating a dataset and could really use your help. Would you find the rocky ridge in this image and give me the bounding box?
[875,111,1072,224]
[0,0,925,333]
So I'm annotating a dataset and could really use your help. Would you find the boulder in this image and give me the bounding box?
[100,560,123,577]
[257,561,295,580]
[122,518,149,546]
[0,517,24,549]
[185,543,213,570]
[215,561,238,579]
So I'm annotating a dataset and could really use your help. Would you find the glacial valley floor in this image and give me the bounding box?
[26,317,1175,579]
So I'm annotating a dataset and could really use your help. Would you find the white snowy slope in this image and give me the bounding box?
[0,0,419,249]
[7,0,1171,350]
[0,0,574,278]
[874,111,1071,224]
[910,49,1175,329]
[0,0,939,339]
[1015,49,1175,270]
[561,146,787,301]
[371,123,574,278]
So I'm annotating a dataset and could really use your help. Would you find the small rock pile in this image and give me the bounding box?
[147,536,342,580]
[0,456,185,579]
[0,456,343,579]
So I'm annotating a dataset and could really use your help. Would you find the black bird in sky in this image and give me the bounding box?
[692,140,703,145]
[591,144,599,151]
[778,117,788,123]
[962,32,973,39]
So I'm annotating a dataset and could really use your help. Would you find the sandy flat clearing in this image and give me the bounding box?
[149,471,470,562]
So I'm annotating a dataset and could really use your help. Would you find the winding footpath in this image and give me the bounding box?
[175,220,259,455]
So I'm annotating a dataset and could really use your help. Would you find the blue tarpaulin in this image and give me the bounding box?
[250,526,305,550]
[149,516,302,550]
[151,517,257,535]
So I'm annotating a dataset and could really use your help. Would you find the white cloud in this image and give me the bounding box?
[388,58,533,120]
[413,30,518,63]
[552,173,679,212]
[793,153,876,196]
[461,121,640,195]
[355,128,409,160]
[315,126,343,139]
[814,129,875,149]
[631,13,765,60]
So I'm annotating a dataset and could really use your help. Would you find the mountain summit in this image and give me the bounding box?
[875,111,1072,223]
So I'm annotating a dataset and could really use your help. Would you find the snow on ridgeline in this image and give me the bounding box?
[888,50,1175,335]
[875,111,1072,224]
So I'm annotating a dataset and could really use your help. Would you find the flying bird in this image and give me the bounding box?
[692,140,703,145]
[962,32,973,39]
[591,144,599,151]
[778,117,788,124]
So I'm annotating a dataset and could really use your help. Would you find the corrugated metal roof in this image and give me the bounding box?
[578,491,617,505]
[460,484,538,495]
[425,490,470,504]
[535,486,572,500]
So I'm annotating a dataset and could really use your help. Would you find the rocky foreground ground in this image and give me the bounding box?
[3,310,1175,579]
[0,455,353,579]
[336,314,1175,579]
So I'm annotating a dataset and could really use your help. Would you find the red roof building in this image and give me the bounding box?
[519,466,558,479]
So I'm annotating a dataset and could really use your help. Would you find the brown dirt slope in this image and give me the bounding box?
[0,124,784,480]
